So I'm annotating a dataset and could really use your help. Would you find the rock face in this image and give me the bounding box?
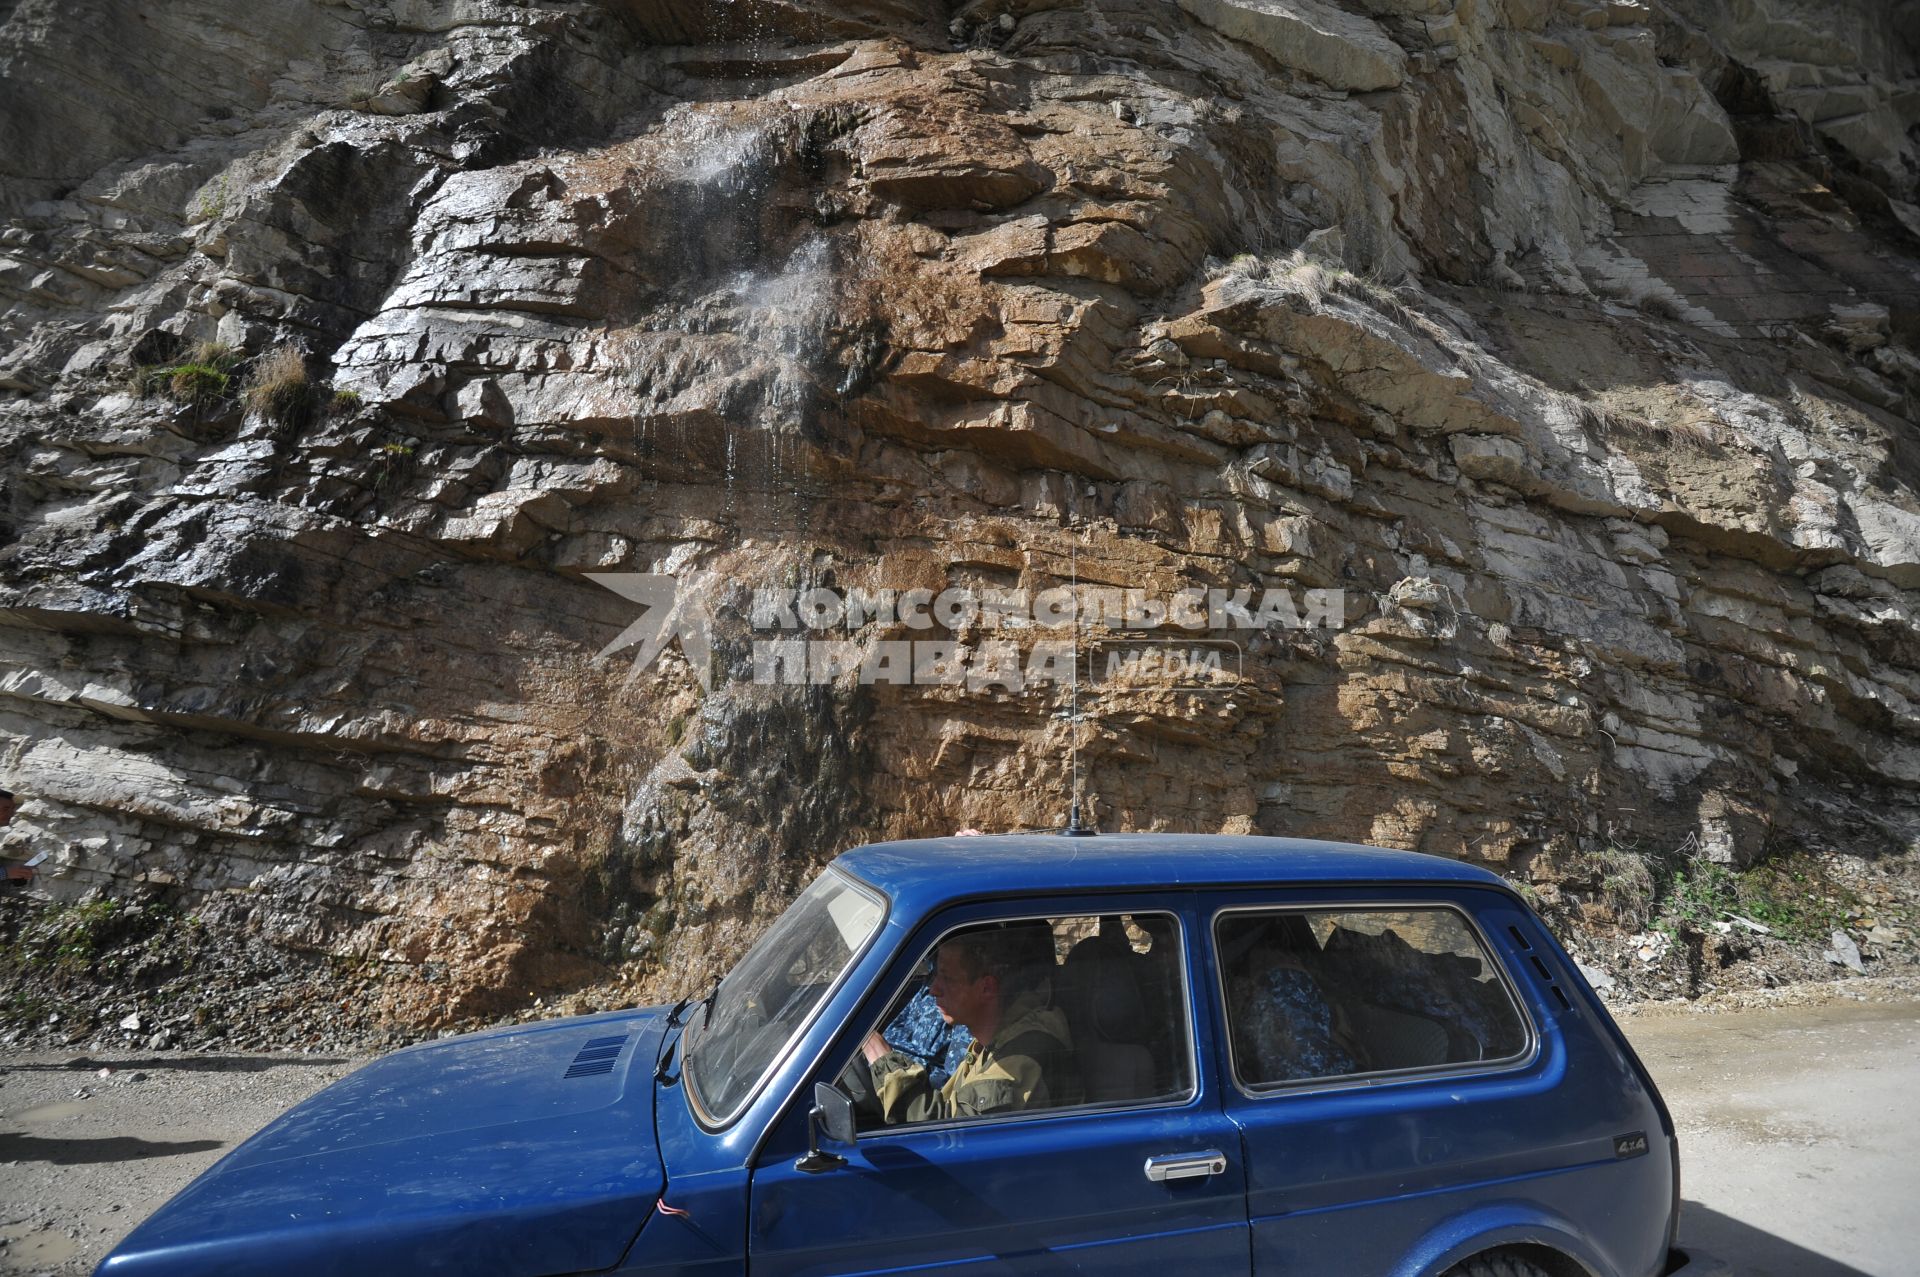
[2,0,1919,1029]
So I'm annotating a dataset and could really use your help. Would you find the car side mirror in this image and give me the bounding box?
[817,1081,857,1145]
[795,1081,856,1174]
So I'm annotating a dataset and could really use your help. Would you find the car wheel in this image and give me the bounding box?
[1444,1255,1552,1277]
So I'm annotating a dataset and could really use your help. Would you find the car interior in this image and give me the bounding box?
[1217,909,1508,1086]
[846,906,1523,1121]
[846,912,1190,1126]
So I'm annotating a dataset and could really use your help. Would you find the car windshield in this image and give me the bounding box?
[683,867,885,1125]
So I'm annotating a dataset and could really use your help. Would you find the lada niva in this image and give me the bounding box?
[99,834,1713,1276]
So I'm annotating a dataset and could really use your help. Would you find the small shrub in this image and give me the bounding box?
[1651,848,1862,944]
[1727,852,1862,943]
[1574,847,1657,931]
[3,897,140,978]
[330,388,364,413]
[243,345,314,427]
[1662,862,1739,931]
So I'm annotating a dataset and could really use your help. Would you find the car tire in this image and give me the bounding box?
[1444,1255,1553,1277]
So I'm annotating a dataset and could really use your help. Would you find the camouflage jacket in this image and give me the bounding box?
[872,991,1077,1124]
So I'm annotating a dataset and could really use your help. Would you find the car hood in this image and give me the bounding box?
[99,1007,668,1277]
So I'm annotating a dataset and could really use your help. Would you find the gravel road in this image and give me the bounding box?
[1,995,1915,1276]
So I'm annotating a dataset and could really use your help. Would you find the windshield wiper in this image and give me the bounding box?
[699,975,722,1029]
[666,994,694,1027]
[653,1034,681,1086]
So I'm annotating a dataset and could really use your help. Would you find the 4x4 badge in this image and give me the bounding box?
[1613,1132,1649,1159]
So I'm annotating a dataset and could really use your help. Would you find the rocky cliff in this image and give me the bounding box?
[2,0,1918,1041]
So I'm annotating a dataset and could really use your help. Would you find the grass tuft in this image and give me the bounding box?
[132,340,240,405]
[371,442,415,490]
[242,345,314,428]
[1570,847,1657,931]
[167,363,231,404]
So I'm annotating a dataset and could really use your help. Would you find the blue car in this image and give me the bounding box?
[99,834,1714,1277]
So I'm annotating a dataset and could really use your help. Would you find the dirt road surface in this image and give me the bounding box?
[0,997,1915,1275]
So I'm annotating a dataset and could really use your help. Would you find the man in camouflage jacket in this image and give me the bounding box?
[862,925,1079,1123]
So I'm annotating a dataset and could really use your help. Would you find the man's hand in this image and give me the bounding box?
[861,1031,891,1065]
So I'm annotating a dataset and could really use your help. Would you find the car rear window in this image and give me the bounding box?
[1215,906,1529,1090]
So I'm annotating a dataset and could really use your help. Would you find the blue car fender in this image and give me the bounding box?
[1391,1199,1615,1277]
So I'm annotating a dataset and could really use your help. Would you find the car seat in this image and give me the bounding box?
[1342,1002,1451,1070]
[1059,927,1157,1103]
[1129,914,1185,1093]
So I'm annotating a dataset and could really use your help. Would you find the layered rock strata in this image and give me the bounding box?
[1,0,1917,1026]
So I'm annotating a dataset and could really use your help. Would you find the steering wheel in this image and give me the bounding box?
[839,1050,882,1122]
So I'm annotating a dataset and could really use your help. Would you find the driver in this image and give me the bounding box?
[861,922,1078,1124]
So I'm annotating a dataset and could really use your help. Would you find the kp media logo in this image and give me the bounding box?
[586,573,716,691]
[588,574,1345,692]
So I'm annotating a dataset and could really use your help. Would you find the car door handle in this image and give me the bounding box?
[1143,1150,1228,1182]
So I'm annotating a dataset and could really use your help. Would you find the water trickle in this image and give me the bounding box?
[740,236,838,364]
[615,97,854,538]
[724,415,739,524]
[656,107,776,194]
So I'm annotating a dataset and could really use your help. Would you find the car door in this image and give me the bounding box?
[1204,885,1672,1277]
[747,895,1250,1277]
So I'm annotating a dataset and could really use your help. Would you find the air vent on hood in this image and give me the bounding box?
[564,1033,631,1079]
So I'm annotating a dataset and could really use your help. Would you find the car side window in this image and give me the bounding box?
[1216,906,1529,1090]
[843,912,1192,1131]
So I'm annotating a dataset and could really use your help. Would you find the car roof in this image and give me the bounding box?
[833,833,1513,915]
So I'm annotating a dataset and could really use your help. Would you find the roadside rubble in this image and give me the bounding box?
[1552,849,1920,1007]
[1564,918,1918,1007]
[1825,930,1866,974]
[0,895,422,1055]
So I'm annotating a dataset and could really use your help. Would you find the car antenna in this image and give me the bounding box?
[1061,493,1096,837]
